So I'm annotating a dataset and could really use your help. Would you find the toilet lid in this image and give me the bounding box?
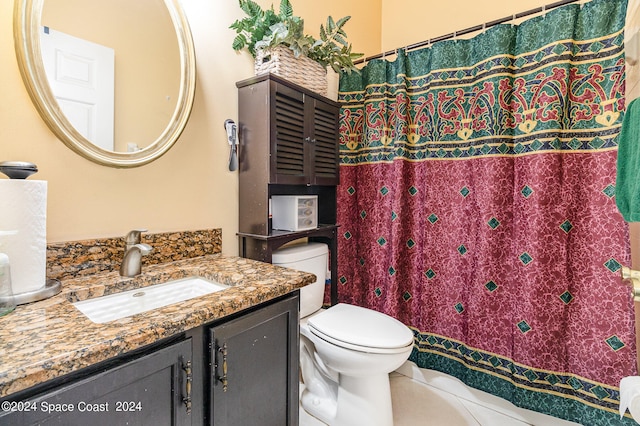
[307,304,414,351]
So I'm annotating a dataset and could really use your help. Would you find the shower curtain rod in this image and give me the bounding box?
[354,0,585,64]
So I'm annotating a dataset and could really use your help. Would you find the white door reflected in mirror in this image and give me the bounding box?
[40,26,115,151]
[14,0,196,167]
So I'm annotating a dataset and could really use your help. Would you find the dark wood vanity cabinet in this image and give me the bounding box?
[236,74,340,305]
[0,293,300,426]
[208,293,299,426]
[0,338,195,426]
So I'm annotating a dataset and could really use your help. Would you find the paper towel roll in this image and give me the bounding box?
[620,376,640,422]
[0,180,47,294]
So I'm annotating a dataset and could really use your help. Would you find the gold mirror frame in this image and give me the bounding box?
[13,0,196,168]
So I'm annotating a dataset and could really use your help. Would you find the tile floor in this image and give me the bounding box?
[299,361,582,425]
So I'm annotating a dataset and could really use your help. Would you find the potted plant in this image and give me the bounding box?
[230,0,362,95]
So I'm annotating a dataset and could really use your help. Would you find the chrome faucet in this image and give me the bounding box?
[120,229,153,277]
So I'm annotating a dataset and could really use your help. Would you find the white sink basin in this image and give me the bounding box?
[73,276,228,323]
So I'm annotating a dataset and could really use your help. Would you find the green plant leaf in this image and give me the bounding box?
[264,9,279,26]
[319,24,327,42]
[239,0,263,17]
[327,16,336,32]
[333,34,347,47]
[232,34,247,51]
[336,16,351,28]
[279,0,293,19]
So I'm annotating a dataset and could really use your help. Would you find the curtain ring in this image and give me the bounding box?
[511,13,517,27]
[482,23,486,34]
[453,31,457,42]
[542,4,546,18]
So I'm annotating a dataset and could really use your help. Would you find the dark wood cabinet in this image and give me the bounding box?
[0,338,194,426]
[208,293,299,426]
[237,73,340,187]
[236,74,340,305]
[0,293,300,426]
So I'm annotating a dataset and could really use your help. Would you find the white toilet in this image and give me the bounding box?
[273,242,414,426]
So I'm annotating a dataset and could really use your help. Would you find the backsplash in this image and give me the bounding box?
[47,229,222,281]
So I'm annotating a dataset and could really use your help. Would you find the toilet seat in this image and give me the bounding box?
[307,304,414,354]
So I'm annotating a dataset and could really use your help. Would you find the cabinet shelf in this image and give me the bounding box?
[237,223,338,241]
[238,225,338,306]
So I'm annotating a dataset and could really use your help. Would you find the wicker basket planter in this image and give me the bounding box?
[255,46,328,96]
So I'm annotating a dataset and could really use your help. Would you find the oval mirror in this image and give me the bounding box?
[14,0,196,168]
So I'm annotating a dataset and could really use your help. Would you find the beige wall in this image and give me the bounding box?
[275,0,381,58]
[381,0,555,52]
[627,0,640,101]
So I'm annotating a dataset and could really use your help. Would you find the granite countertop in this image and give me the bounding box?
[0,254,314,398]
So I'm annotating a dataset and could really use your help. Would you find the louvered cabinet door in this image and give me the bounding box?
[309,99,340,186]
[271,83,340,186]
[272,84,308,185]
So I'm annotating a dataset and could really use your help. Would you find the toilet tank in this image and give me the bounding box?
[272,243,327,318]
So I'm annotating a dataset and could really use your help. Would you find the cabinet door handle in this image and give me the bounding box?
[304,137,311,143]
[182,360,192,414]
[217,342,229,392]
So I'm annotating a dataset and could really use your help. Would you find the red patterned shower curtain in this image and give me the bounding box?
[337,0,636,424]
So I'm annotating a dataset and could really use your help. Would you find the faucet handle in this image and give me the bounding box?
[125,229,148,247]
[137,243,153,255]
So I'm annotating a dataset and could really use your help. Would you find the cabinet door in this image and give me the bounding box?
[210,295,299,426]
[309,98,340,185]
[273,83,308,185]
[0,339,193,426]
[272,83,340,186]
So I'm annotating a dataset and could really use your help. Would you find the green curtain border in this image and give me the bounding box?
[410,350,636,426]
